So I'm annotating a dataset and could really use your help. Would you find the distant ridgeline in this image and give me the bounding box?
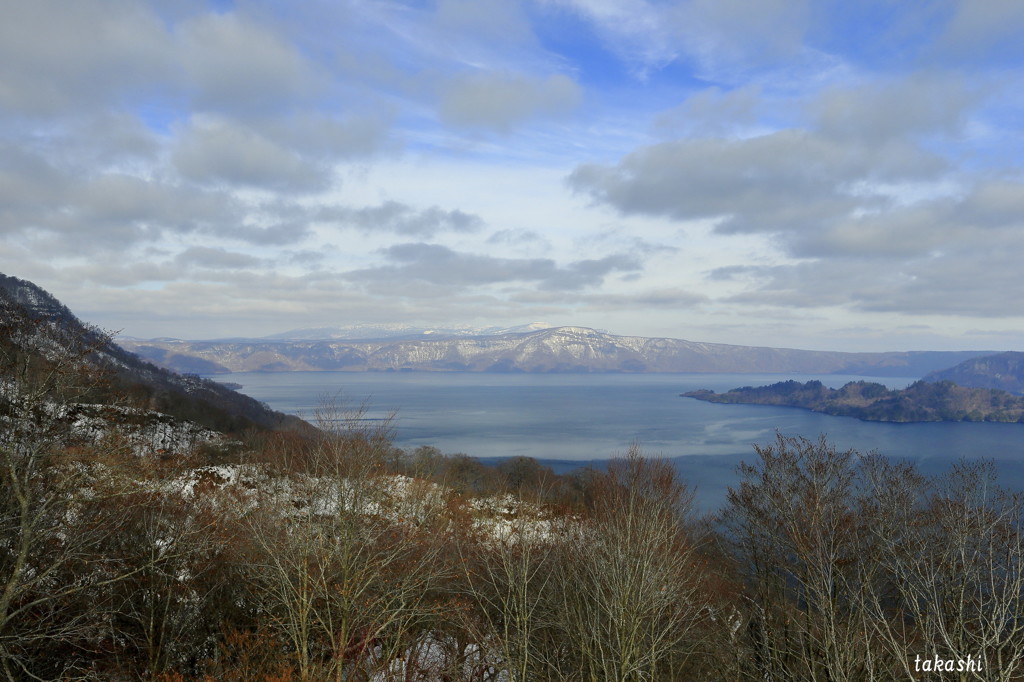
[119,326,992,376]
[684,378,1024,423]
[924,351,1024,394]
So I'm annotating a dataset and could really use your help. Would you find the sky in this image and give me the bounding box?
[2,0,1024,352]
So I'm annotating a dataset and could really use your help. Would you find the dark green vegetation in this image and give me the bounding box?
[5,274,1024,680]
[925,351,1024,394]
[685,378,1024,422]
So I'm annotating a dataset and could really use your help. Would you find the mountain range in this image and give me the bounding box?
[5,272,1018,389]
[119,325,990,377]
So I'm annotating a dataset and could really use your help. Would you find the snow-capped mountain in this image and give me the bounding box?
[119,324,989,377]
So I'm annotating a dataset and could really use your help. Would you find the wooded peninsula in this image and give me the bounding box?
[684,379,1024,422]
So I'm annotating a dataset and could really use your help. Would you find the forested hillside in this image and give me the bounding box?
[925,351,1024,394]
[1,274,307,436]
[685,378,1024,422]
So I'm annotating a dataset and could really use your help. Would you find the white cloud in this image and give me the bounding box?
[439,72,582,131]
[176,11,321,114]
[176,246,264,270]
[173,118,329,192]
[347,242,642,292]
[810,72,981,143]
[0,0,173,114]
[1,0,1023,349]
[654,85,762,136]
[316,201,484,237]
[932,0,1024,63]
[434,0,535,47]
[568,130,947,234]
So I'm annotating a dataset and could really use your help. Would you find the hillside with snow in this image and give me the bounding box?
[120,324,988,377]
[1,273,308,440]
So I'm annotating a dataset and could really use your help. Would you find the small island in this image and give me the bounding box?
[683,379,1024,423]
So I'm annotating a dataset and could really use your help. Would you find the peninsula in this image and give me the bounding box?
[683,379,1024,423]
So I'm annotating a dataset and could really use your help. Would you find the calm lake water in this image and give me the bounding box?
[219,371,1024,466]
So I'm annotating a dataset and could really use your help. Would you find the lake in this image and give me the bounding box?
[218,371,1024,510]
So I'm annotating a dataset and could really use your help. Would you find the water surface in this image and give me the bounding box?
[220,371,1024,464]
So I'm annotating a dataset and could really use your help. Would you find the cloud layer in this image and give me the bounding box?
[1,0,1022,350]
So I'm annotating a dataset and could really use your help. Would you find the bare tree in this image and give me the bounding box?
[457,486,562,681]
[554,447,709,682]
[243,397,454,681]
[866,460,1024,681]
[723,434,891,681]
[0,312,175,679]
[100,474,245,678]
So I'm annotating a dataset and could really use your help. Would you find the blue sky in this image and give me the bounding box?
[2,0,1023,351]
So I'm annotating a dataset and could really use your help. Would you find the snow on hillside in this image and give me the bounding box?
[167,463,560,543]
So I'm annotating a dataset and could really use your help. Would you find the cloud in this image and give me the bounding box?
[654,85,762,136]
[784,177,1024,260]
[486,229,547,246]
[13,113,162,173]
[810,72,980,143]
[262,113,391,160]
[0,137,327,254]
[165,93,392,193]
[346,243,641,291]
[716,174,1024,318]
[672,0,811,70]
[2,0,1022,347]
[53,259,184,288]
[571,123,1024,318]
[176,11,321,114]
[173,118,329,192]
[0,138,242,250]
[0,0,173,115]
[725,239,1024,319]
[932,0,1024,64]
[568,130,946,234]
[0,143,73,231]
[317,201,484,237]
[434,0,535,47]
[439,72,582,131]
[70,174,237,237]
[223,221,314,246]
[580,288,709,310]
[566,56,1024,324]
[175,246,263,270]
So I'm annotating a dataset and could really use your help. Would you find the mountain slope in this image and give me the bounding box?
[924,352,1024,395]
[120,325,989,377]
[0,273,306,435]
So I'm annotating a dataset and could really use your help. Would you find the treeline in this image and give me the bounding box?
[4,332,1024,679]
